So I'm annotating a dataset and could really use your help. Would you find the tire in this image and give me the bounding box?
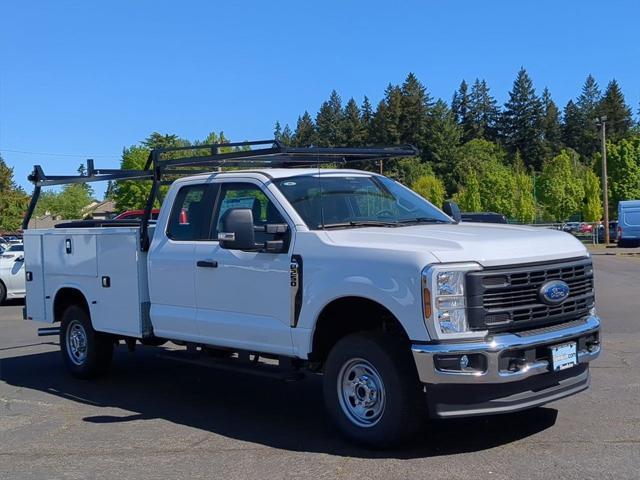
[0,282,6,305]
[323,332,425,448]
[60,305,113,379]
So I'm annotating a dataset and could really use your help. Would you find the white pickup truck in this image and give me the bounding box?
[23,143,601,447]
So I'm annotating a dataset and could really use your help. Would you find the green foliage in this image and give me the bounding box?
[466,79,499,141]
[453,171,481,212]
[539,150,585,221]
[112,146,152,211]
[342,98,367,147]
[385,158,432,187]
[412,174,445,208]
[0,156,29,231]
[605,137,640,208]
[512,157,536,223]
[315,90,345,147]
[541,87,562,156]
[293,112,316,147]
[598,80,633,143]
[501,68,545,170]
[35,184,94,220]
[423,100,461,184]
[582,169,603,222]
[450,138,506,191]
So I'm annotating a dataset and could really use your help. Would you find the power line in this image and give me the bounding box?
[0,148,118,158]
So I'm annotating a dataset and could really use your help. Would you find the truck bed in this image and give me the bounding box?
[24,226,151,338]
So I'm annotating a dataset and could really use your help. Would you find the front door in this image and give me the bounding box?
[194,180,294,355]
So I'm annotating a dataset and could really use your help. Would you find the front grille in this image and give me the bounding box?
[467,258,595,333]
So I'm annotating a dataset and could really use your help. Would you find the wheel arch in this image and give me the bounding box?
[53,287,90,324]
[309,295,410,365]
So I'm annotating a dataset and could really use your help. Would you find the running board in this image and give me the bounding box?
[157,350,306,382]
[38,327,60,337]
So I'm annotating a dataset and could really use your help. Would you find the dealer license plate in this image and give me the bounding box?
[550,341,578,371]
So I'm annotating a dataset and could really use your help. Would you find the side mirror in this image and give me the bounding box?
[443,200,461,223]
[218,208,257,250]
[15,256,24,262]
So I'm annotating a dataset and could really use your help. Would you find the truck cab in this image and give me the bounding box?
[22,142,601,448]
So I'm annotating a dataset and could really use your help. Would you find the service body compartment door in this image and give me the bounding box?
[93,232,146,337]
[42,233,98,277]
[23,233,46,322]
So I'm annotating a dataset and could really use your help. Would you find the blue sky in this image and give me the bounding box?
[1,0,638,197]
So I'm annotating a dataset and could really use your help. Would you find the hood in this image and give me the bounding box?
[323,223,588,267]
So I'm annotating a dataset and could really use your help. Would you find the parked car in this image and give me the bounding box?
[460,212,508,224]
[597,221,618,243]
[0,250,25,304]
[115,209,160,220]
[23,142,601,447]
[617,200,640,247]
[562,222,580,233]
[1,243,24,261]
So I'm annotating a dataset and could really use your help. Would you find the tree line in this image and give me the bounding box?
[274,69,639,222]
[2,68,639,230]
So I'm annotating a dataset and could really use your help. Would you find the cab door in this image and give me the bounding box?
[148,182,215,342]
[194,179,295,355]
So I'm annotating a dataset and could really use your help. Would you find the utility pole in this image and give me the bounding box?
[598,116,610,244]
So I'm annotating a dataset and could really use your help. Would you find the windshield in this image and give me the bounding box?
[274,174,451,229]
[8,244,23,251]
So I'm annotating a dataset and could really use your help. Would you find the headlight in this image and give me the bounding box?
[422,263,485,340]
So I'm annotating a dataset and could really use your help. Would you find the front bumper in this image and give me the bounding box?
[411,315,601,417]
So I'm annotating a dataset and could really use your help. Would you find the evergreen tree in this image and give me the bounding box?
[467,79,500,141]
[315,90,345,146]
[501,68,545,170]
[451,80,470,129]
[342,98,367,146]
[399,73,431,146]
[361,96,374,143]
[562,100,582,152]
[274,122,293,145]
[564,75,601,160]
[379,84,403,144]
[598,80,633,143]
[293,111,316,147]
[541,87,563,155]
[423,100,462,184]
[273,121,282,140]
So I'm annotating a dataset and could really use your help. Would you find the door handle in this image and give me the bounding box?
[197,260,218,268]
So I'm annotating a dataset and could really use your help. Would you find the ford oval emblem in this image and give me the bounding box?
[539,280,570,305]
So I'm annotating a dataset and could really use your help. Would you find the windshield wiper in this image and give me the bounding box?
[395,217,449,225]
[319,220,399,229]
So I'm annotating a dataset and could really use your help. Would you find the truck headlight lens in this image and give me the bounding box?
[422,263,485,340]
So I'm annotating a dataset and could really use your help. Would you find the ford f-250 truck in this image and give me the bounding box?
[22,141,601,447]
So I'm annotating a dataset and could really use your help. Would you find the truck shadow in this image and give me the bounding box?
[0,346,558,459]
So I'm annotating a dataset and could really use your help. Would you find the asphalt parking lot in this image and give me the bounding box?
[1,255,639,480]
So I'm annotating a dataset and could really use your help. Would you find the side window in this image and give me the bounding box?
[167,184,210,241]
[213,183,288,246]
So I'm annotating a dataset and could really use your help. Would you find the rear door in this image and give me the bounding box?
[194,179,295,355]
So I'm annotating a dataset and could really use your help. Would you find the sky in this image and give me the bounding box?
[1,0,639,198]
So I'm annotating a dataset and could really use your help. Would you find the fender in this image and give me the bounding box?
[49,282,93,324]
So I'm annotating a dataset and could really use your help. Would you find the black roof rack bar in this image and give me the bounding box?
[23,139,419,245]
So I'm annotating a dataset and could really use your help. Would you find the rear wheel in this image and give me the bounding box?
[323,332,425,448]
[60,305,113,378]
[0,282,6,305]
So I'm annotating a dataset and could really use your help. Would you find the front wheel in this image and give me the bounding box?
[323,332,425,448]
[60,305,113,378]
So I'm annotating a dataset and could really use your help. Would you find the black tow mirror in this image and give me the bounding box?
[218,208,257,250]
[218,208,287,253]
[443,200,461,223]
